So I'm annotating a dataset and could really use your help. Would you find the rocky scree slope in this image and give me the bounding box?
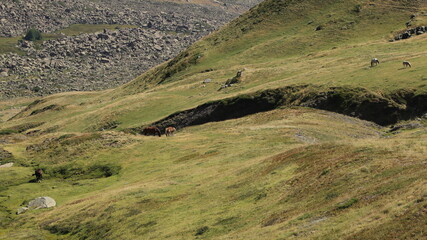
[0,28,196,98]
[0,0,251,37]
[0,0,262,99]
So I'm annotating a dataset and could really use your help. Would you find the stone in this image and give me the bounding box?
[16,207,29,215]
[401,32,411,39]
[0,162,14,168]
[100,58,110,63]
[28,196,56,209]
[393,26,426,41]
[0,148,13,161]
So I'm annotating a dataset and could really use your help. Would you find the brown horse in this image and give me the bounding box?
[32,169,43,183]
[165,127,176,136]
[142,126,161,137]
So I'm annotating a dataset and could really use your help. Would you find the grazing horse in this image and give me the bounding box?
[142,126,161,137]
[403,61,412,68]
[165,127,176,136]
[371,58,380,67]
[32,169,43,183]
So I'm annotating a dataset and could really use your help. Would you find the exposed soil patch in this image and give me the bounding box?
[129,85,427,133]
[30,104,64,116]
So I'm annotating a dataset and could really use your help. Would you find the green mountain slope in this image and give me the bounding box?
[1,0,427,239]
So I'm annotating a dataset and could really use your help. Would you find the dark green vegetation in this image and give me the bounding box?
[23,29,43,41]
[1,0,427,239]
[0,122,44,135]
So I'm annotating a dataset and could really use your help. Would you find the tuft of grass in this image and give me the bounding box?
[195,226,209,236]
[336,198,358,210]
[48,163,121,179]
[0,129,18,135]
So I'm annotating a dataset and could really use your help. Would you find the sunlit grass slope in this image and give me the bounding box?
[1,108,427,239]
[2,0,426,134]
[1,0,427,239]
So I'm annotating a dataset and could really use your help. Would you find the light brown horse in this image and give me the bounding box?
[165,127,176,137]
[403,61,412,68]
[142,126,161,137]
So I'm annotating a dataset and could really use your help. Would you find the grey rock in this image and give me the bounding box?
[28,196,56,209]
[315,25,323,31]
[0,162,14,168]
[16,207,29,215]
[393,26,426,41]
[100,58,110,63]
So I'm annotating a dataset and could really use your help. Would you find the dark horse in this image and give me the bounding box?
[142,126,162,137]
[32,169,43,183]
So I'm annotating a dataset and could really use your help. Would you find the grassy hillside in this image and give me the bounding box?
[1,0,427,239]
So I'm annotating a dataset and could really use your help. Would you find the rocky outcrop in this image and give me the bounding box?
[28,197,57,209]
[392,26,426,41]
[0,162,13,168]
[218,70,244,91]
[0,148,14,162]
[17,196,56,215]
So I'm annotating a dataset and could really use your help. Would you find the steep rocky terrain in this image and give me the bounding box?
[0,0,249,37]
[0,0,262,99]
[0,28,196,97]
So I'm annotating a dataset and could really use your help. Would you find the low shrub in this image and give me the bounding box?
[48,163,121,179]
[195,226,209,236]
[336,198,358,210]
[23,28,43,41]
